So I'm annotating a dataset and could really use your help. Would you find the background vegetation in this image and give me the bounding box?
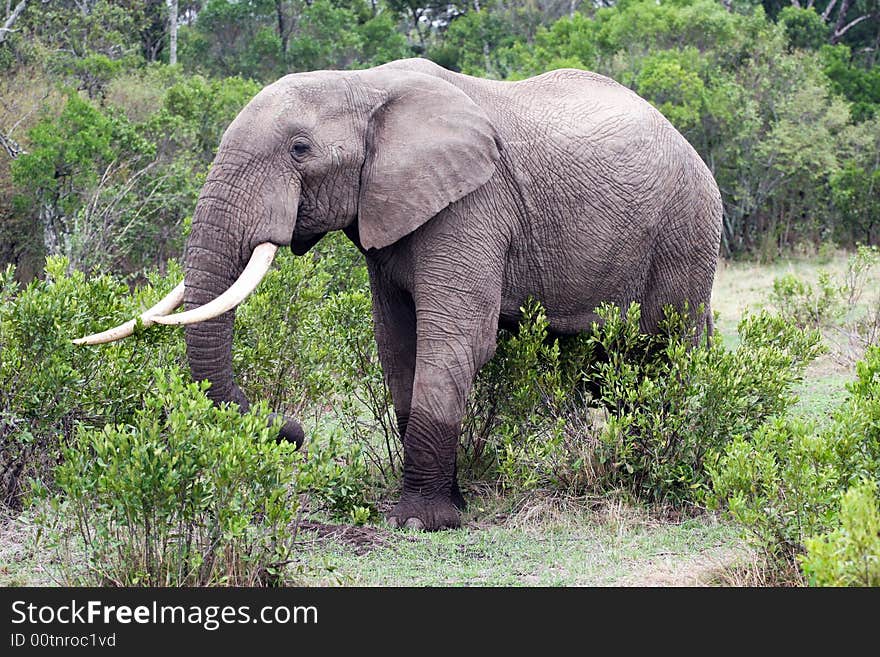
[2,0,880,279]
[1,0,879,586]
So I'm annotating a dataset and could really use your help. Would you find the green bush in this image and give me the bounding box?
[305,285,399,484]
[0,245,380,528]
[0,257,185,507]
[709,417,843,564]
[592,306,822,504]
[464,301,823,505]
[462,299,596,492]
[233,247,337,421]
[49,372,300,586]
[0,247,380,586]
[769,271,842,329]
[297,431,375,525]
[778,7,828,52]
[801,479,880,587]
[710,345,880,571]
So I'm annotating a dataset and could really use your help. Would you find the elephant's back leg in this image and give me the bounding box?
[640,170,722,336]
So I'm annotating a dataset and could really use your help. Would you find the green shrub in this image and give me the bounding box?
[709,417,843,564]
[766,246,880,367]
[462,299,596,492]
[464,301,823,505]
[0,257,185,507]
[0,248,379,584]
[297,431,375,525]
[710,345,880,570]
[233,248,336,421]
[801,479,880,587]
[1,245,381,526]
[49,372,300,586]
[769,271,842,329]
[592,306,823,504]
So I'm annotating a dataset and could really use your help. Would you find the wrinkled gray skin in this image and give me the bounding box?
[185,58,723,531]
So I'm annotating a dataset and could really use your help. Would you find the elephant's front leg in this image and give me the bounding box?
[368,267,417,441]
[387,292,500,531]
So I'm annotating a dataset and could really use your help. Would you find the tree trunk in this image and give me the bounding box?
[168,0,178,65]
[276,1,289,54]
[411,8,425,51]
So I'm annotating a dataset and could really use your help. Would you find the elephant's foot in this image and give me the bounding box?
[387,495,461,531]
[270,413,305,448]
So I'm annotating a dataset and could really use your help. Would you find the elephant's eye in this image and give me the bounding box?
[291,142,311,159]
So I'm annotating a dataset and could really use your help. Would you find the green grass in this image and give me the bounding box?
[290,499,744,586]
[791,361,853,423]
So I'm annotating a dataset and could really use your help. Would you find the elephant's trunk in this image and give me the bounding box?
[183,187,251,410]
[180,174,305,446]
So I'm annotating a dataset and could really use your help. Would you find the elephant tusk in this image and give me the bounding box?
[72,281,186,345]
[152,242,278,326]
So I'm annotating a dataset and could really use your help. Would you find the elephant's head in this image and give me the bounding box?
[74,63,501,443]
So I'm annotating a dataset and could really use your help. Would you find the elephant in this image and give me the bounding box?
[75,57,723,531]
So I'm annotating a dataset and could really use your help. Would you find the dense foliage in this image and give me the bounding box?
[0,250,376,583]
[53,375,301,586]
[801,479,880,586]
[463,300,824,504]
[2,0,879,278]
[705,257,880,584]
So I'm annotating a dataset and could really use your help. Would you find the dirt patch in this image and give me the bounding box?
[295,520,420,555]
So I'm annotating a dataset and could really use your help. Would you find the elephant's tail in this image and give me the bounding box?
[704,307,714,349]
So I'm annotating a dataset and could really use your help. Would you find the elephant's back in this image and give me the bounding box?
[480,70,720,331]
[502,68,693,163]
[376,59,693,164]
[493,67,717,219]
[376,58,719,242]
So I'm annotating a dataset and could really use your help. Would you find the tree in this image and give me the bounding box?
[832,117,880,244]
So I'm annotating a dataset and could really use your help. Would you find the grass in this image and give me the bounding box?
[711,248,879,343]
[290,497,746,586]
[1,251,873,587]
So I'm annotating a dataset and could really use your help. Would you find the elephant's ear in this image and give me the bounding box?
[358,71,501,251]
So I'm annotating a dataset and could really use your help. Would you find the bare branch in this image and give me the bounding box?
[0,0,27,45]
[0,129,26,158]
[821,0,839,21]
[833,13,876,41]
